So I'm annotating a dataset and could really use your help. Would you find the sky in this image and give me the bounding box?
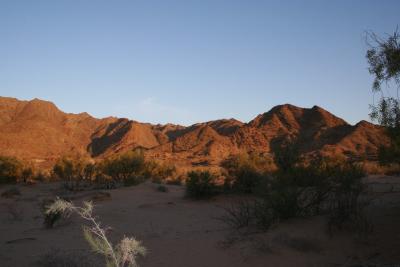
[0,0,399,126]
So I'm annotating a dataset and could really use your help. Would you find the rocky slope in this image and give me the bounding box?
[0,97,389,169]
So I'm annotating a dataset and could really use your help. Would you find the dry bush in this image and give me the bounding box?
[220,150,369,234]
[45,198,146,267]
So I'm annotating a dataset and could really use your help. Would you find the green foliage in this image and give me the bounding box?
[221,150,367,232]
[273,141,300,171]
[222,153,275,194]
[366,29,400,164]
[53,157,96,191]
[366,29,400,92]
[0,156,22,184]
[156,185,168,192]
[143,160,176,183]
[101,151,145,186]
[21,167,33,183]
[185,171,219,199]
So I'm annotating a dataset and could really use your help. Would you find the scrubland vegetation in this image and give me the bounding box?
[186,144,371,238]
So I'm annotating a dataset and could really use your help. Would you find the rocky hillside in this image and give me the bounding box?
[0,97,389,169]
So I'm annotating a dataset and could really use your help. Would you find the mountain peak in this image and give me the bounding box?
[0,96,387,170]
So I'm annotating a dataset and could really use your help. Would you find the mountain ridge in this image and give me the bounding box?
[0,96,389,169]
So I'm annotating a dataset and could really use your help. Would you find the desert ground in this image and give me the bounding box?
[0,176,400,267]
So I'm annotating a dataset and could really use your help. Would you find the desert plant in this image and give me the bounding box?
[21,167,33,183]
[219,200,255,229]
[166,176,183,185]
[186,171,219,199]
[45,198,146,267]
[222,153,275,194]
[143,160,176,183]
[0,156,23,184]
[156,185,168,192]
[220,154,369,233]
[53,157,96,191]
[101,151,145,186]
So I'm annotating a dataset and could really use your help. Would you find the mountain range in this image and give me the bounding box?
[0,96,389,170]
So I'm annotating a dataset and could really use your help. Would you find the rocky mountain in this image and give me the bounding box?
[0,97,389,169]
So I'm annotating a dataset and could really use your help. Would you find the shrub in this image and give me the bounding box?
[143,160,176,183]
[220,154,368,232]
[21,167,33,183]
[222,153,275,194]
[53,157,96,191]
[45,198,146,267]
[156,185,168,192]
[0,156,23,184]
[101,151,145,186]
[43,198,71,228]
[166,176,183,185]
[186,171,219,199]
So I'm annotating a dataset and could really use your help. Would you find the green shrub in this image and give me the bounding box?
[53,157,96,191]
[185,171,219,199]
[156,185,168,192]
[143,160,176,183]
[222,153,275,194]
[101,151,145,186]
[0,156,22,184]
[221,154,368,232]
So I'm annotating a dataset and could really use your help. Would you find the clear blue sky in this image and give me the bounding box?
[0,0,399,125]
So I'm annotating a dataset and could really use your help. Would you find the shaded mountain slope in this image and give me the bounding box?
[0,97,390,169]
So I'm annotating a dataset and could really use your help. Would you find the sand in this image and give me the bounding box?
[1,176,400,267]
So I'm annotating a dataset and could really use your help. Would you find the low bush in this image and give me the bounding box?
[45,198,146,267]
[144,161,176,183]
[157,185,168,192]
[100,150,146,186]
[53,157,95,191]
[0,156,23,184]
[222,153,275,194]
[43,198,71,228]
[220,151,369,233]
[186,171,219,199]
[166,176,183,185]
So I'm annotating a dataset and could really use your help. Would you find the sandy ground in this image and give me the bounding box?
[0,176,400,267]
